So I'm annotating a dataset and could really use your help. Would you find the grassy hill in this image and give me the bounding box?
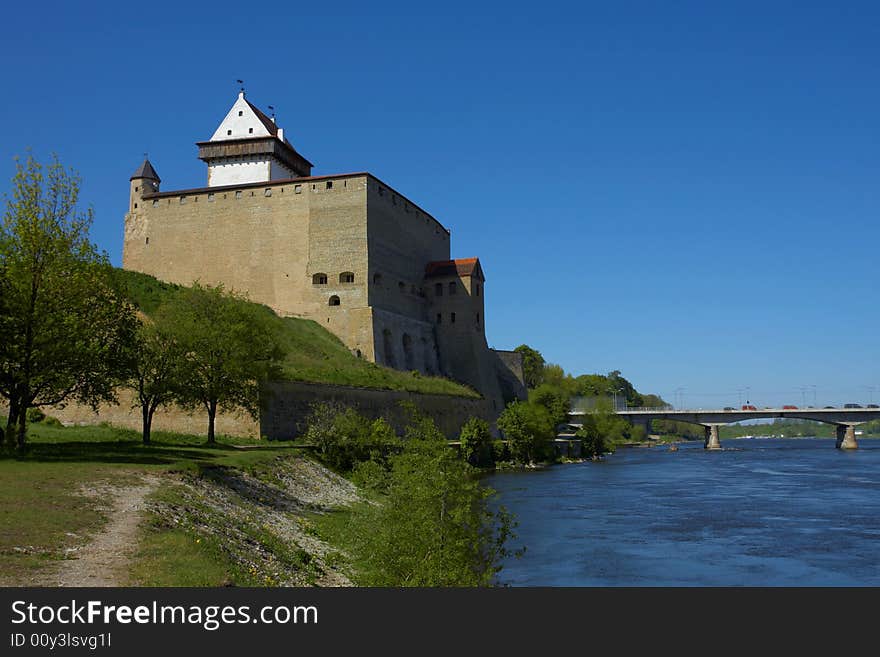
[113,268,479,398]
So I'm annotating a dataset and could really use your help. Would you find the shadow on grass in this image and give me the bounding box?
[0,440,234,466]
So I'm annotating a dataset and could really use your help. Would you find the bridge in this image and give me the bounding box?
[567,407,880,450]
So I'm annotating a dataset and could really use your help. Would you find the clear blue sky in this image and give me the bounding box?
[2,1,878,408]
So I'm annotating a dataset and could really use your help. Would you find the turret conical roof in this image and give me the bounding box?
[130,159,160,182]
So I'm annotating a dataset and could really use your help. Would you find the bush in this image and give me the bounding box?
[304,402,401,472]
[26,407,46,423]
[43,416,63,427]
[492,440,510,463]
[496,401,556,465]
[459,417,494,467]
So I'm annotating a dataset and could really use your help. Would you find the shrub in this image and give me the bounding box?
[26,407,46,423]
[43,416,63,427]
[304,402,401,472]
[459,417,494,467]
[496,401,556,465]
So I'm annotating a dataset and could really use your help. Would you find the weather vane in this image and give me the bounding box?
[268,105,275,119]
[237,79,245,93]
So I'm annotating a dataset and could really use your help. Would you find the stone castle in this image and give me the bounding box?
[123,91,525,415]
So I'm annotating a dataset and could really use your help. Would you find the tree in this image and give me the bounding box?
[0,154,137,449]
[346,415,516,586]
[496,401,556,464]
[514,344,545,389]
[459,416,494,467]
[122,318,184,444]
[160,283,284,444]
[529,383,572,428]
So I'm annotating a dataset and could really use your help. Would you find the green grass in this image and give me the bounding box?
[116,268,480,398]
[0,422,300,585]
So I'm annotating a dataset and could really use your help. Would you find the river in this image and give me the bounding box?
[487,437,880,586]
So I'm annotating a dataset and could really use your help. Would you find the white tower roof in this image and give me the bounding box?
[209,91,281,142]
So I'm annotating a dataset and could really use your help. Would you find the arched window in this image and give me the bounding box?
[373,272,382,285]
[312,273,328,285]
[448,281,457,295]
[434,283,443,296]
[329,295,340,306]
[340,272,355,283]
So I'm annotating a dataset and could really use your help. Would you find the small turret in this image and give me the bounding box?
[129,158,161,213]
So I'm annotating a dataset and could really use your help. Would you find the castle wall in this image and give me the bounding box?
[124,174,374,357]
[365,179,450,326]
[490,349,528,404]
[5,384,490,441]
[207,158,272,186]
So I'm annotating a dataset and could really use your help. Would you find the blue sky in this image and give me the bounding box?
[2,1,878,408]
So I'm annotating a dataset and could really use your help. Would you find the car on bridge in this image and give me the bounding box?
[782,405,798,410]
[844,403,863,409]
[723,407,735,411]
[742,405,757,411]
[824,406,836,409]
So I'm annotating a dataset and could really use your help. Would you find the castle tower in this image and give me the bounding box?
[129,158,160,213]
[197,91,313,187]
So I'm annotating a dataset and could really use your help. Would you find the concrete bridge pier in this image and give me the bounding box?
[836,424,858,450]
[703,424,722,450]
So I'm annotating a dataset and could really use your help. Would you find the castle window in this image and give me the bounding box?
[238,110,243,116]
[295,184,302,194]
[135,186,139,192]
[208,193,215,202]
[448,281,457,295]
[134,203,138,209]
[235,191,242,199]
[326,181,333,190]
[152,200,159,207]
[373,273,382,285]
[312,273,328,285]
[249,127,254,134]
[451,312,456,323]
[436,313,442,324]
[145,237,149,245]
[179,196,186,204]
[227,129,232,136]
[264,188,272,197]
[329,296,340,306]
[434,283,443,296]
[340,272,355,283]
[475,283,481,297]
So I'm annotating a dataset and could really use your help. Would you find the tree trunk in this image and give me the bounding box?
[142,404,153,445]
[206,400,217,444]
[4,396,19,447]
[16,404,28,451]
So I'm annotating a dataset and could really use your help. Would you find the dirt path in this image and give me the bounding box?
[36,475,160,587]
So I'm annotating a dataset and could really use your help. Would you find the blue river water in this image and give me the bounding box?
[486,438,880,586]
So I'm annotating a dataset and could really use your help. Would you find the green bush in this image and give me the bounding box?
[304,402,402,472]
[492,440,510,463]
[496,401,556,465]
[26,407,46,423]
[459,417,494,468]
[43,416,63,427]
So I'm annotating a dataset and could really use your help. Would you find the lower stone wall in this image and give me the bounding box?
[260,381,492,439]
[3,383,491,441]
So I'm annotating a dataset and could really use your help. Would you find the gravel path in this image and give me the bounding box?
[36,475,160,587]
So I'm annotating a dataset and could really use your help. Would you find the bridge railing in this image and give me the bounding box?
[569,405,676,413]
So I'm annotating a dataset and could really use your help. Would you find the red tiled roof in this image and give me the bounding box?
[425,258,483,280]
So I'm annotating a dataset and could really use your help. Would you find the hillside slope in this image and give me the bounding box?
[114,268,479,398]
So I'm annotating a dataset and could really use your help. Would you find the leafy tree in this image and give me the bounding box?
[122,318,185,444]
[575,414,609,459]
[305,403,401,471]
[459,416,494,467]
[496,401,556,464]
[529,383,572,428]
[160,283,284,444]
[514,344,545,389]
[0,154,137,449]
[346,415,517,586]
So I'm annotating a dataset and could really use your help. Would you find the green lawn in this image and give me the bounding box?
[117,268,480,398]
[0,423,301,585]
